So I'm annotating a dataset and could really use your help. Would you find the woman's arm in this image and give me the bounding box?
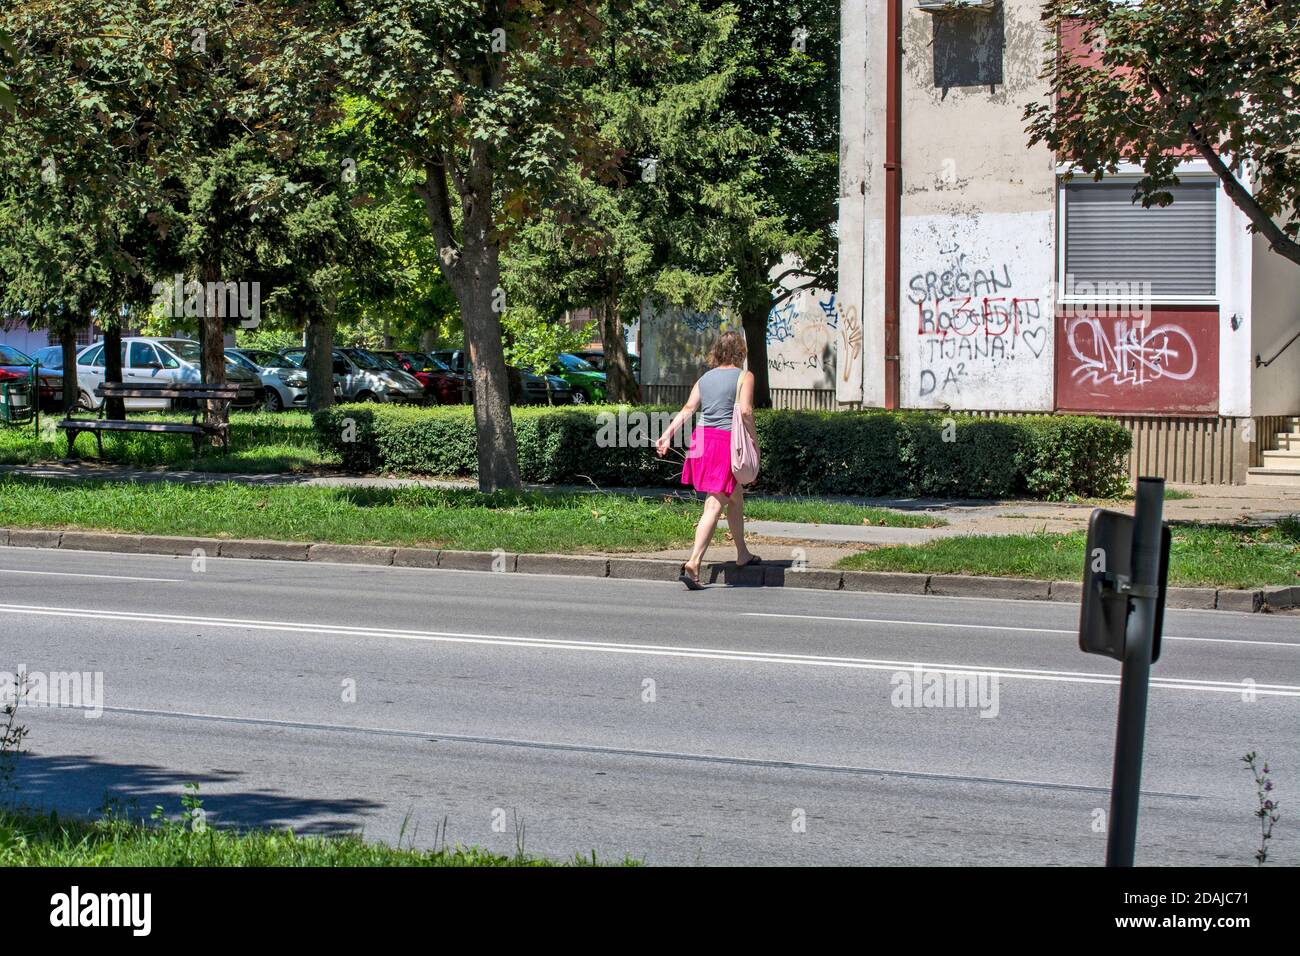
[655,382,701,456]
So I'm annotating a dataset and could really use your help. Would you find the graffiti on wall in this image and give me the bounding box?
[641,287,836,389]
[1055,306,1219,413]
[902,213,1055,411]
[762,292,837,385]
[908,250,1048,398]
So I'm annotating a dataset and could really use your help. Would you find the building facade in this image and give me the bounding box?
[837,0,1300,484]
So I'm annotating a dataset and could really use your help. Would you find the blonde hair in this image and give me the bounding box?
[707,330,747,368]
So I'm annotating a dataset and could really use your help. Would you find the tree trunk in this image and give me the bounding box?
[102,323,126,420]
[600,293,637,403]
[416,152,522,492]
[199,259,227,440]
[462,262,522,492]
[305,311,334,412]
[741,300,773,410]
[59,322,79,414]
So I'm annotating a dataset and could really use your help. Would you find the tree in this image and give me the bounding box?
[499,2,719,404]
[1025,0,1300,267]
[335,1,667,490]
[651,0,839,408]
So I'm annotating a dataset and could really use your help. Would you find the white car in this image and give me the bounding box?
[225,348,310,412]
[75,338,262,410]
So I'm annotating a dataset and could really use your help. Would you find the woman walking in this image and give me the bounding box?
[655,330,759,590]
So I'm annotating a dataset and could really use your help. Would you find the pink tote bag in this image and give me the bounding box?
[730,371,760,485]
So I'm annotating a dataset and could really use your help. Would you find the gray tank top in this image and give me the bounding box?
[697,366,742,430]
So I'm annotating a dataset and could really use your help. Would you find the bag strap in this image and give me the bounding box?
[733,367,745,404]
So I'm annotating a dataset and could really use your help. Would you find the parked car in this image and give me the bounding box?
[549,352,607,403]
[572,349,641,384]
[375,350,472,404]
[225,348,310,412]
[431,349,574,405]
[0,343,63,410]
[75,338,262,410]
[280,347,422,403]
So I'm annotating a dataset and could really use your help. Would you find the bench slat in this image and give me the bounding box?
[59,420,207,434]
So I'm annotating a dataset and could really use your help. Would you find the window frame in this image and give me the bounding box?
[1055,161,1220,307]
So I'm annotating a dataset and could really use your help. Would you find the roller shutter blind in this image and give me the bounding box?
[1063,180,1217,298]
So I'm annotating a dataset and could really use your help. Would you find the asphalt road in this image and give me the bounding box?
[1,544,1297,866]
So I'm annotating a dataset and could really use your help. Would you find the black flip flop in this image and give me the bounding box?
[679,570,705,591]
[736,555,763,568]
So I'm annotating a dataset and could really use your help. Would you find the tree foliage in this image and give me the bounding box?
[1025,0,1300,266]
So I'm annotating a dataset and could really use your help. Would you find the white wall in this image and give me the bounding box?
[900,210,1055,410]
[1250,231,1300,417]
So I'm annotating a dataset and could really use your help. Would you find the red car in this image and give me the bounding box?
[377,350,472,404]
[0,343,63,410]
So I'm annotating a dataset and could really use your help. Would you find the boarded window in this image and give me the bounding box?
[1063,180,1217,298]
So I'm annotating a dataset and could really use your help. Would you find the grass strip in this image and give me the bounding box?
[835,524,1300,589]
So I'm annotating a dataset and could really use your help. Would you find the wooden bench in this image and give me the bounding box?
[58,382,254,458]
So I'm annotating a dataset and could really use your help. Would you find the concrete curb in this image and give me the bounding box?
[0,526,1288,613]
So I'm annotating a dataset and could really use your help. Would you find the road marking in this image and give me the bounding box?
[3,602,1297,697]
[34,702,1201,801]
[0,569,182,584]
[744,612,1300,649]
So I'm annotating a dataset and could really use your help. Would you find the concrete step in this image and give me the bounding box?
[1262,449,1300,464]
[1275,433,1300,447]
[1247,467,1300,487]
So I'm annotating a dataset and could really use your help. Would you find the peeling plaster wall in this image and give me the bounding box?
[639,281,838,390]
[898,1,1056,411]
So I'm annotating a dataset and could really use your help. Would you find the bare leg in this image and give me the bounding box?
[728,486,753,564]
[684,492,728,579]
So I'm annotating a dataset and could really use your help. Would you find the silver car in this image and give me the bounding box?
[280,347,423,403]
[76,337,262,410]
[225,348,310,412]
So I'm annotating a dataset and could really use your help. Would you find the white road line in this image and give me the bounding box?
[0,569,182,584]
[744,612,1300,649]
[3,602,1298,697]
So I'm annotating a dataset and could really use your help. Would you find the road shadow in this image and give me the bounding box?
[9,750,382,835]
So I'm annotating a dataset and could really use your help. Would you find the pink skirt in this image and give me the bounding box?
[681,426,736,496]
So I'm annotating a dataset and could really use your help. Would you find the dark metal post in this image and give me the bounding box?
[1105,476,1164,866]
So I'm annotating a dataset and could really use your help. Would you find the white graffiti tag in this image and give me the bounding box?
[1067,318,1197,388]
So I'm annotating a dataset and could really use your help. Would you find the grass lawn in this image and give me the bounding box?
[0,806,628,866]
[0,475,934,552]
[835,521,1300,589]
[0,410,332,473]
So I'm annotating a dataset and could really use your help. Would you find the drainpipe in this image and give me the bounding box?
[883,0,903,410]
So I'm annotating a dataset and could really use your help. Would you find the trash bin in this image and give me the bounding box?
[0,380,35,424]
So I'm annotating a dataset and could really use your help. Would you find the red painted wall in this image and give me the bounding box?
[1056,306,1219,414]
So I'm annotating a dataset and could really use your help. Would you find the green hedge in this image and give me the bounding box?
[313,404,1131,500]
